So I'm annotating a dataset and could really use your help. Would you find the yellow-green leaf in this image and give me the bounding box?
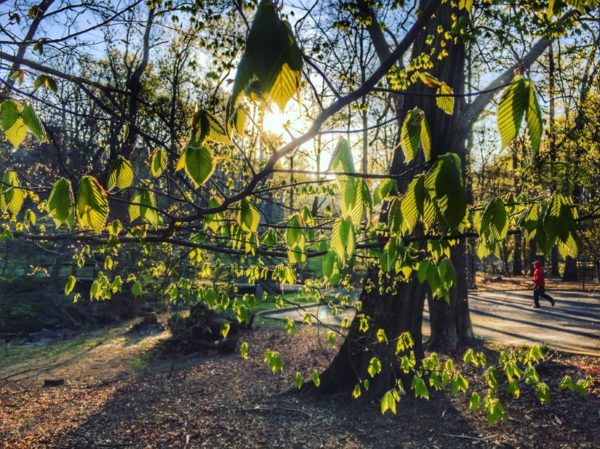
[76,175,108,232]
[1,100,27,148]
[184,144,214,187]
[47,178,74,227]
[1,170,25,216]
[436,82,454,115]
[150,148,167,178]
[107,156,134,191]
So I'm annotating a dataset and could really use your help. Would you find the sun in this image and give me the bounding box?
[261,102,307,136]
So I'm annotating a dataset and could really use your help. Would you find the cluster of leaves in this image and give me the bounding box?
[476,193,580,259]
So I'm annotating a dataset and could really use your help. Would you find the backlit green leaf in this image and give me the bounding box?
[47,178,74,228]
[238,198,260,233]
[184,143,214,187]
[230,0,303,111]
[0,170,25,216]
[1,100,27,148]
[107,156,134,191]
[436,82,454,115]
[150,148,167,178]
[76,175,108,233]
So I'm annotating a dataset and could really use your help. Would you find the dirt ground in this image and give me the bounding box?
[1,319,599,449]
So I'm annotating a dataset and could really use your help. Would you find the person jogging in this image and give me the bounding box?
[532,261,555,308]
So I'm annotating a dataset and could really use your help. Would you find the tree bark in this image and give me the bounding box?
[316,269,426,396]
[316,1,470,396]
[562,256,578,281]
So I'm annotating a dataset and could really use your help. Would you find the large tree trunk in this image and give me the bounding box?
[316,269,426,396]
[427,241,474,351]
[316,0,471,395]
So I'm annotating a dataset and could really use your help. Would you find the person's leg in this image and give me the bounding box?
[533,288,541,308]
[539,289,555,306]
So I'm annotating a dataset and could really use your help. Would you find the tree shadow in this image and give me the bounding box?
[6,328,598,449]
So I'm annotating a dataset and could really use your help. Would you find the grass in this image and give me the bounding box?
[0,321,133,380]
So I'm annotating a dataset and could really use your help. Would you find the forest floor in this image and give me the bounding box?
[1,316,599,449]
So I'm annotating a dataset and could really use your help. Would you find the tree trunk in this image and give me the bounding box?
[316,269,426,396]
[513,234,523,275]
[316,0,471,395]
[551,246,560,277]
[427,240,474,351]
[528,238,537,274]
[562,256,578,281]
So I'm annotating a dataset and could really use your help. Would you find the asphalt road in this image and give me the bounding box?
[262,289,600,356]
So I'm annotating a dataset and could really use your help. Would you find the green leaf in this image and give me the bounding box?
[64,275,76,295]
[220,321,231,338]
[107,156,134,191]
[150,148,167,178]
[184,143,214,187]
[311,369,321,387]
[480,198,508,242]
[380,237,399,273]
[270,62,302,111]
[0,170,25,216]
[294,371,303,389]
[352,384,362,399]
[468,392,480,411]
[131,280,143,297]
[240,341,249,359]
[367,357,382,378]
[33,74,57,92]
[230,0,302,111]
[24,208,36,226]
[436,82,454,115]
[47,178,75,228]
[76,175,108,233]
[22,103,46,141]
[425,153,466,229]
[227,104,248,136]
[322,250,340,284]
[380,389,399,415]
[129,186,159,228]
[484,396,505,424]
[331,217,355,265]
[484,366,500,390]
[330,138,362,223]
[264,349,283,374]
[438,258,457,290]
[1,100,27,148]
[411,375,430,399]
[525,79,543,158]
[497,76,527,150]
[192,109,231,145]
[401,175,425,234]
[534,382,550,405]
[451,373,469,395]
[238,198,260,233]
[286,214,306,264]
[400,108,424,162]
[387,197,403,233]
[373,178,396,205]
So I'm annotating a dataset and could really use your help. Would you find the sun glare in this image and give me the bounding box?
[261,103,306,136]
[262,109,291,134]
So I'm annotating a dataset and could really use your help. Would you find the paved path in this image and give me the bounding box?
[465,290,599,355]
[262,289,600,356]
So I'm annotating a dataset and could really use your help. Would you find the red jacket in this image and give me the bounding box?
[533,262,545,289]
